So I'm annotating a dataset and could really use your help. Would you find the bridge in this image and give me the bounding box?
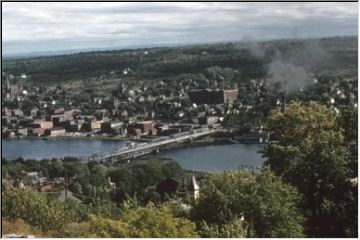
[89,128,215,163]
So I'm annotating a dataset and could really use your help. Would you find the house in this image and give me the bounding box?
[30,107,40,117]
[32,120,53,129]
[128,121,154,135]
[54,107,65,114]
[158,128,181,136]
[24,171,47,185]
[101,121,124,134]
[17,128,28,136]
[2,107,11,116]
[233,130,270,143]
[51,114,73,127]
[45,127,66,137]
[52,177,65,185]
[198,116,219,126]
[11,108,23,117]
[93,97,103,104]
[18,118,34,128]
[127,128,142,136]
[81,120,103,132]
[32,128,46,137]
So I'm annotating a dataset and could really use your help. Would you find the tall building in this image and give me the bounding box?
[188,89,238,104]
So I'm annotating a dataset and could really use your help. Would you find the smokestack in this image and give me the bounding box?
[281,95,286,114]
[219,76,224,90]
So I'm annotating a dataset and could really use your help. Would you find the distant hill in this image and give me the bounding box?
[2,43,184,60]
[2,36,357,84]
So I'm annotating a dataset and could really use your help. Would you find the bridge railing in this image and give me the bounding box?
[89,128,214,161]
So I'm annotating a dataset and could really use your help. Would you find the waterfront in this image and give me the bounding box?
[2,139,264,172]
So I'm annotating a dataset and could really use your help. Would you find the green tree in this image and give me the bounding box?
[2,189,74,231]
[87,202,198,237]
[337,106,358,178]
[199,218,247,238]
[191,170,304,238]
[262,101,357,237]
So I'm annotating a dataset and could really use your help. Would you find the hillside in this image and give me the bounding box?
[2,36,357,85]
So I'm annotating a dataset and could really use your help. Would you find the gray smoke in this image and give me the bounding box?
[246,38,332,93]
[267,60,310,93]
[248,41,266,59]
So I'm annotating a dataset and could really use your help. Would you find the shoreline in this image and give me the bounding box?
[2,135,133,141]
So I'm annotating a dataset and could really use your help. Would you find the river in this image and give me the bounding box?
[2,139,264,172]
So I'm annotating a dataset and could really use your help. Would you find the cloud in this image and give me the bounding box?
[2,2,358,55]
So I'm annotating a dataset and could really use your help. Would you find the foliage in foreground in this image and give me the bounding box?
[262,101,358,237]
[191,170,305,238]
[2,189,74,231]
[87,202,198,238]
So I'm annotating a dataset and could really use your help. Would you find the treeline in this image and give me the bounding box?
[2,170,305,237]
[2,36,357,84]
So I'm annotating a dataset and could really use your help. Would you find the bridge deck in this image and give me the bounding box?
[89,128,215,162]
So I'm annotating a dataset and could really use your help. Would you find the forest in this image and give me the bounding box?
[2,36,357,85]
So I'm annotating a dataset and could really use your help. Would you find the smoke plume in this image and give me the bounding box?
[267,60,309,93]
[245,38,334,93]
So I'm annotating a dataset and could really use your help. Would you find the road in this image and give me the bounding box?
[89,128,215,162]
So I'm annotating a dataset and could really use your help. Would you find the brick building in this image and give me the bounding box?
[188,89,238,104]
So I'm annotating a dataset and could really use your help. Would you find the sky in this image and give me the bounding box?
[2,2,358,56]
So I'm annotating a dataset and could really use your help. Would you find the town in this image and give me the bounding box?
[1,2,358,238]
[2,69,274,145]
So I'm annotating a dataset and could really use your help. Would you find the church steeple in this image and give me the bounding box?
[188,172,200,200]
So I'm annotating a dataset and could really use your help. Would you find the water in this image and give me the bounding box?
[2,138,126,160]
[158,144,264,172]
[2,139,264,172]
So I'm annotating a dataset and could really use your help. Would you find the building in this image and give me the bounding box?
[51,114,68,127]
[45,127,66,137]
[233,130,270,143]
[32,128,46,137]
[18,118,34,128]
[81,120,103,132]
[32,120,53,129]
[11,108,23,117]
[198,116,219,126]
[188,89,238,105]
[188,173,200,200]
[157,128,181,136]
[127,128,142,136]
[90,120,102,132]
[30,107,41,117]
[24,171,46,185]
[101,121,124,134]
[128,121,154,135]
[17,128,28,136]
